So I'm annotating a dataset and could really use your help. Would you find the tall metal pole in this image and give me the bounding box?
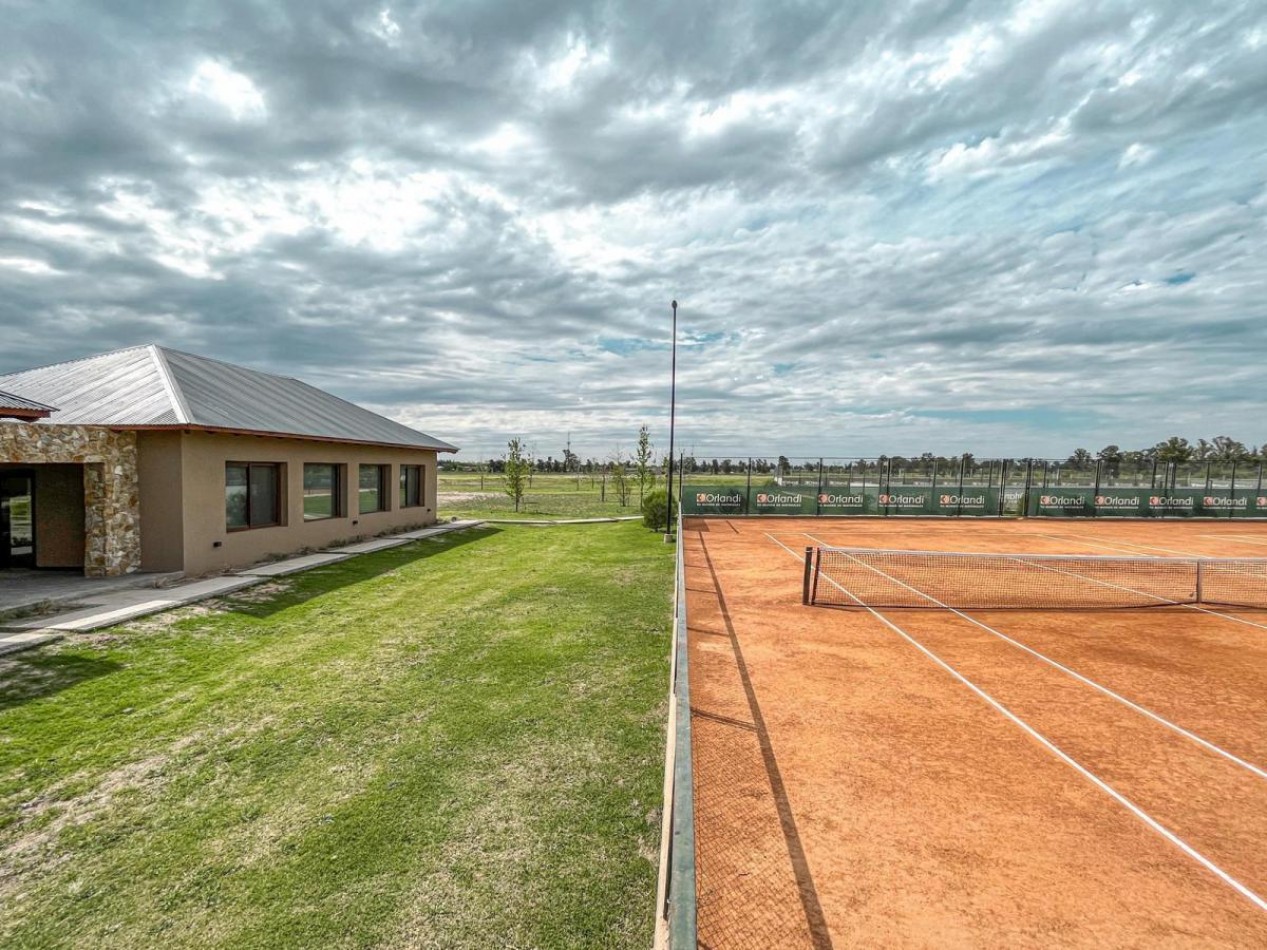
[665,300,679,541]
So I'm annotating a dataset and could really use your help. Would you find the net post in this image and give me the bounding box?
[1196,559,1204,604]
[802,546,814,605]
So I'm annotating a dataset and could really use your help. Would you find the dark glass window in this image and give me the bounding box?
[359,464,389,513]
[400,465,423,508]
[226,463,281,529]
[303,464,343,521]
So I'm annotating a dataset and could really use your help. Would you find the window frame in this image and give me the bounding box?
[302,463,345,522]
[358,463,391,514]
[225,462,284,531]
[399,464,425,509]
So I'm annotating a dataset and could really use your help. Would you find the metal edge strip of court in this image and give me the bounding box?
[762,532,1267,913]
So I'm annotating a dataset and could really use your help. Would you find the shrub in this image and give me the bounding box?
[641,488,677,532]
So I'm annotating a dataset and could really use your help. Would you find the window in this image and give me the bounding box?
[359,464,389,513]
[303,463,343,521]
[226,463,281,529]
[400,465,424,508]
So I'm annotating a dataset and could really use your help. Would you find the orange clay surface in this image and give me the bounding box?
[683,517,1267,948]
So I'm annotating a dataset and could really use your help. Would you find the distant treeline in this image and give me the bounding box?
[439,435,1264,477]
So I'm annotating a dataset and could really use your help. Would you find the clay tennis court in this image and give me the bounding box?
[683,517,1267,948]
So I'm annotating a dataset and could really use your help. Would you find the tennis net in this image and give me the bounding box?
[805,547,1267,610]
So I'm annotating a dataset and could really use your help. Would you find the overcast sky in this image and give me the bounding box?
[2,1,1265,462]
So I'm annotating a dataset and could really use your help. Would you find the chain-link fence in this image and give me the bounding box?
[677,456,1267,519]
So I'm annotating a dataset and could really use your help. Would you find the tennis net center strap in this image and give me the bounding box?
[808,546,1267,610]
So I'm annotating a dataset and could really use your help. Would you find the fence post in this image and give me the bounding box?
[745,459,752,516]
[1092,459,1102,518]
[1229,460,1238,519]
[816,459,824,515]
[1022,458,1034,518]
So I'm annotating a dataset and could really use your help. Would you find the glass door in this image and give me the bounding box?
[1,471,36,568]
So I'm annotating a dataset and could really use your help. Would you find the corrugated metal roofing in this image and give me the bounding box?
[0,389,56,414]
[0,345,458,452]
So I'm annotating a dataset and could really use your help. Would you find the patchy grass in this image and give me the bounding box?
[0,523,672,949]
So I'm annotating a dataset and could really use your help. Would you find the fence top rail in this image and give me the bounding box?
[817,545,1267,566]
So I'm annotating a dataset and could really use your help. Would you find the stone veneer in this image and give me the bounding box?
[0,423,141,576]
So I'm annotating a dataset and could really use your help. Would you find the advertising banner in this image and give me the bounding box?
[815,489,873,515]
[684,487,747,516]
[932,489,1000,516]
[750,488,817,515]
[876,488,934,515]
[1091,490,1147,517]
[1028,489,1094,517]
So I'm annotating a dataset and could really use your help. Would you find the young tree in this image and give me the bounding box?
[634,425,655,501]
[504,437,531,512]
[610,455,632,507]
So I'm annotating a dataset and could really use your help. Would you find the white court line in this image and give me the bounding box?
[1037,532,1200,558]
[762,532,1267,913]
[1029,532,1267,632]
[802,534,1267,781]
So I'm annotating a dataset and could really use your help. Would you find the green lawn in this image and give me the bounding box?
[0,523,671,949]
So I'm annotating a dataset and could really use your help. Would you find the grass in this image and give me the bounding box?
[438,473,650,521]
[0,523,672,948]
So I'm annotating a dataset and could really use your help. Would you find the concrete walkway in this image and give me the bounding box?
[0,521,483,657]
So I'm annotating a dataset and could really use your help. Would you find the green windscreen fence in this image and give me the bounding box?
[677,457,1267,519]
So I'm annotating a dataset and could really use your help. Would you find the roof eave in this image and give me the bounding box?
[114,423,458,453]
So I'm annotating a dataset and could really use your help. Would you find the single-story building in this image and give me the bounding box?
[0,345,457,576]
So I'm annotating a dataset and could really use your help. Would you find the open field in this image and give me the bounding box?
[439,472,653,520]
[438,471,796,521]
[0,523,672,949]
[684,516,1267,947]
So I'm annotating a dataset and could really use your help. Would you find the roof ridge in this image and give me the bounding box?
[156,345,301,384]
[147,345,192,425]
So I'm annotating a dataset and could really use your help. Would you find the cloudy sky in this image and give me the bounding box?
[2,1,1265,462]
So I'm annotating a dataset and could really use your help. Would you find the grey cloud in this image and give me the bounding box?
[2,0,1266,459]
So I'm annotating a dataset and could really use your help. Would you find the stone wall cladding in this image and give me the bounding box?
[1,423,141,576]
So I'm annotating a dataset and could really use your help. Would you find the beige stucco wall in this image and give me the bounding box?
[136,432,185,572]
[174,431,440,575]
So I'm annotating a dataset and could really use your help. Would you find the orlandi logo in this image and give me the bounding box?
[1203,496,1248,509]
[1040,494,1083,506]
[939,493,986,507]
[1259,497,1267,508]
[818,493,864,506]
[695,492,742,505]
[878,493,923,506]
[756,492,802,506]
[1148,495,1193,508]
[1095,494,1137,508]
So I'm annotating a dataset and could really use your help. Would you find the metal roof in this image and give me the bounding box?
[0,389,56,419]
[0,345,458,452]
